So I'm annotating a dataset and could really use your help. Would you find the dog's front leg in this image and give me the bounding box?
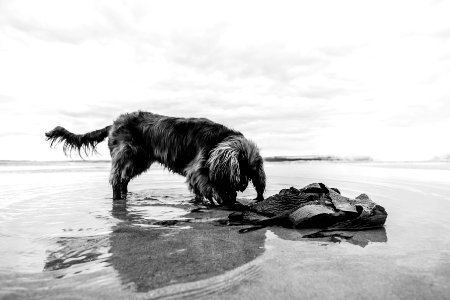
[186,164,220,206]
[198,186,221,206]
[207,193,219,206]
[194,192,216,206]
[211,190,225,206]
[214,189,236,206]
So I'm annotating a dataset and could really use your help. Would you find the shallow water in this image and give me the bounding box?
[1,161,449,299]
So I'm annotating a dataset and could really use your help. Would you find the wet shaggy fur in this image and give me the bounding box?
[45,111,266,205]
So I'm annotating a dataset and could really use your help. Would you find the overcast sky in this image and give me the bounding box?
[0,0,449,161]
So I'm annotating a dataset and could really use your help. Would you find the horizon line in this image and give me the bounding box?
[1,156,449,163]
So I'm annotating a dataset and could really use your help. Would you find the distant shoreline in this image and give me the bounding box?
[263,156,373,162]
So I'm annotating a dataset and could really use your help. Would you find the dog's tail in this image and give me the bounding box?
[45,125,112,156]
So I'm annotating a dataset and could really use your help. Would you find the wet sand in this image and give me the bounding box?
[1,161,450,299]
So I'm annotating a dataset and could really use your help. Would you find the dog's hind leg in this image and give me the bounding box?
[109,143,150,200]
[110,155,129,200]
[120,159,152,198]
[120,178,130,198]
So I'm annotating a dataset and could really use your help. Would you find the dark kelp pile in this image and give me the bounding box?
[229,183,387,233]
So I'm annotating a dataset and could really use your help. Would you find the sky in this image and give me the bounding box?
[0,0,449,161]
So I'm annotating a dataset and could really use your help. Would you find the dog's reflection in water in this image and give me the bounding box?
[108,203,266,292]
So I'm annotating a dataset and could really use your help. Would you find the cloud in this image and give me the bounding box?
[383,100,450,127]
[58,103,122,120]
[0,0,139,44]
[432,28,450,39]
[163,28,332,83]
[0,94,15,104]
[0,131,32,137]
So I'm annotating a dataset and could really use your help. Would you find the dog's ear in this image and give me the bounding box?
[238,138,265,199]
[207,141,241,188]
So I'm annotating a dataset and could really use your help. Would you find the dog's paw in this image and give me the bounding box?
[254,195,264,202]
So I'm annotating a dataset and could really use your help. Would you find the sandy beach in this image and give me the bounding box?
[1,160,449,299]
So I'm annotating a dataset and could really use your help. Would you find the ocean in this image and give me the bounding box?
[1,160,449,299]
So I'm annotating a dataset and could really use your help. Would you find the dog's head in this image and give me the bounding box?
[207,136,266,201]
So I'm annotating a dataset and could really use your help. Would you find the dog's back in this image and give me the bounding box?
[109,111,243,174]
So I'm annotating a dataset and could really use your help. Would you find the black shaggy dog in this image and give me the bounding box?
[45,111,266,205]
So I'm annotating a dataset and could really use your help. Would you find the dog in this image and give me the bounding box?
[45,111,266,205]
